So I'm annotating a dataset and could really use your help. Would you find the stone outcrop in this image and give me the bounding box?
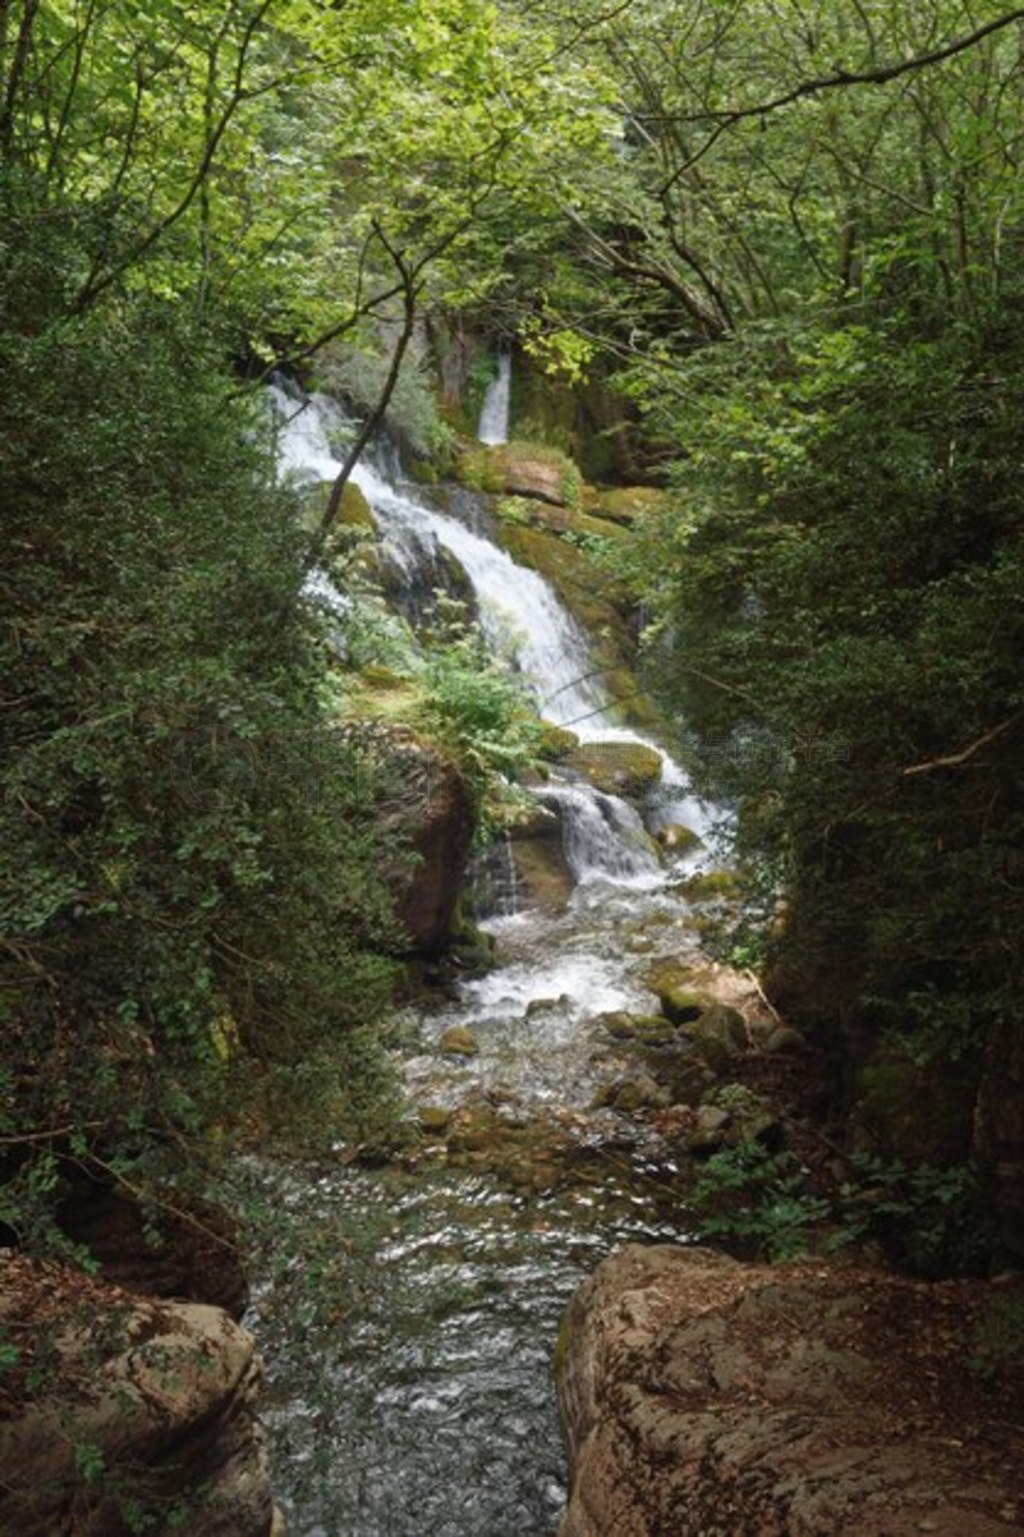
[372,726,475,953]
[0,1252,279,1537]
[557,1244,1024,1537]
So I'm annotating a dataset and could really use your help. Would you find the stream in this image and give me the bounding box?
[253,381,728,1536]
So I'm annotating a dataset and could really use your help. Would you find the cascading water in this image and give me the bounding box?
[257,381,727,1537]
[477,349,512,446]
[267,383,717,867]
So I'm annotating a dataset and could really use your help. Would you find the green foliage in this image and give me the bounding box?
[417,600,542,835]
[839,1156,996,1279]
[0,242,403,1246]
[691,1143,830,1262]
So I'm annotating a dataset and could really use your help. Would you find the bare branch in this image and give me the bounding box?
[902,710,1023,776]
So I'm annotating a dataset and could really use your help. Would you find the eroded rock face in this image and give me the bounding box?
[0,1253,278,1537]
[557,1244,1024,1537]
[376,728,475,953]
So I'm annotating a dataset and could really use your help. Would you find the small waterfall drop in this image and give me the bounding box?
[477,349,512,446]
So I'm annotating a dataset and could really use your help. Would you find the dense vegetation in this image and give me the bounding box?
[2,0,1022,1260]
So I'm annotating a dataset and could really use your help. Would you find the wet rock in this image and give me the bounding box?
[0,1253,277,1537]
[596,1012,676,1047]
[675,868,742,902]
[564,741,663,800]
[655,823,701,855]
[439,1025,479,1057]
[557,1244,1024,1537]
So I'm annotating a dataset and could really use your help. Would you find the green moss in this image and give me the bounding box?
[584,485,669,526]
[565,740,662,798]
[677,869,742,902]
[537,721,580,761]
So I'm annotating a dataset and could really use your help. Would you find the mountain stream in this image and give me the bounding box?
[252,383,727,1536]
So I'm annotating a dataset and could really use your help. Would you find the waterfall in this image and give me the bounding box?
[477,349,512,446]
[532,782,661,886]
[268,383,718,880]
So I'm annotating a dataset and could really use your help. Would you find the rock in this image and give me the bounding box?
[583,485,668,526]
[674,868,742,902]
[374,728,475,954]
[419,1105,453,1135]
[686,1002,749,1067]
[0,1253,276,1537]
[646,961,714,1025]
[455,440,582,508]
[439,1025,479,1057]
[597,1012,676,1047]
[557,1244,1024,1537]
[564,741,663,800]
[762,1023,806,1054]
[538,721,580,761]
[593,1072,670,1115]
[700,1083,782,1148]
[687,1103,732,1152]
[655,822,701,855]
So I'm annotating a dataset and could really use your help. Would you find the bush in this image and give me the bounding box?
[0,271,404,1249]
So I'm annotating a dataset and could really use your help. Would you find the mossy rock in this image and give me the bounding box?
[583,485,669,526]
[687,1003,749,1069]
[701,1083,781,1148]
[538,721,580,761]
[565,508,629,543]
[454,439,583,509]
[676,869,742,902]
[419,1105,453,1135]
[594,1072,669,1115]
[656,823,701,855]
[565,741,662,799]
[647,961,715,1024]
[438,1025,480,1058]
[597,1012,677,1047]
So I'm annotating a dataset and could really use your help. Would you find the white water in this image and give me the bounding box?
[477,350,512,446]
[267,382,718,870]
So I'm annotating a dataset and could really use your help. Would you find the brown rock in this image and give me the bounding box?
[557,1244,1024,1537]
[0,1253,276,1537]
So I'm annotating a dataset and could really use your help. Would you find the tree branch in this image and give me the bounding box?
[902,710,1023,776]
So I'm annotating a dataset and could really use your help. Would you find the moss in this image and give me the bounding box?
[537,721,580,761]
[656,823,702,855]
[453,439,584,509]
[565,740,662,798]
[584,485,669,526]
[647,961,715,1024]
[677,870,743,902]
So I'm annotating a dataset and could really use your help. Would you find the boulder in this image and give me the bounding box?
[654,822,701,855]
[686,1002,749,1067]
[564,742,662,800]
[0,1253,278,1537]
[439,1025,479,1057]
[646,961,714,1025]
[557,1244,1024,1537]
